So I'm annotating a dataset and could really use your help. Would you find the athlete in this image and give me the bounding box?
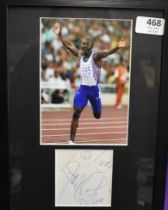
[54,24,129,144]
[114,64,128,109]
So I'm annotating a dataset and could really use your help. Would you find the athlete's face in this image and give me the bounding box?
[81,39,93,55]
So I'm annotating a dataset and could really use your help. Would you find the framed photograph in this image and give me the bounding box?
[40,17,132,145]
[1,0,168,210]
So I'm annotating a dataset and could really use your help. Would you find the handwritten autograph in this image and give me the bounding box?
[58,150,112,206]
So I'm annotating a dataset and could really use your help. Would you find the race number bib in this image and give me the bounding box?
[81,66,91,76]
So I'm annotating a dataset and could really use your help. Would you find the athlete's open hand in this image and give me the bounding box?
[118,39,130,48]
[54,23,62,37]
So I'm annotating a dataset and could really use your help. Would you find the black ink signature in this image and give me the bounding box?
[79,150,112,172]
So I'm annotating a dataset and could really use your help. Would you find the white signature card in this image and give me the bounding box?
[55,149,113,206]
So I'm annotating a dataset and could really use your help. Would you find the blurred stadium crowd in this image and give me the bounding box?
[41,18,131,104]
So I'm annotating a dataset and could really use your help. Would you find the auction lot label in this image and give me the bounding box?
[135,16,165,35]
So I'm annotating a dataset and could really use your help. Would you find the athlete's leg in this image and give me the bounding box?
[70,107,81,141]
[90,98,102,119]
[115,84,124,107]
[70,90,88,142]
[89,86,102,119]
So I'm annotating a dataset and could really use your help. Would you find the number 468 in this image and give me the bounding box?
[147,19,161,27]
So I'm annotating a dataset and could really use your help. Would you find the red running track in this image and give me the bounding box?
[41,106,128,145]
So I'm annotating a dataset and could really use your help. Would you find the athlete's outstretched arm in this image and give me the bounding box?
[93,39,130,61]
[54,24,79,57]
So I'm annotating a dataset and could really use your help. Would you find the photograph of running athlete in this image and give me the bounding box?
[54,24,129,144]
[40,18,132,145]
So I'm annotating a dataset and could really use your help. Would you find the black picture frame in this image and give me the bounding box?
[0,0,168,210]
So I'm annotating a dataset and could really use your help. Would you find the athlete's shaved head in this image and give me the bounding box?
[84,37,94,47]
[81,37,94,56]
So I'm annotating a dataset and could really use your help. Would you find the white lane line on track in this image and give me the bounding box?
[42,121,127,126]
[75,138,126,142]
[42,131,126,137]
[42,126,127,131]
[42,117,127,122]
[42,138,126,142]
[42,138,126,144]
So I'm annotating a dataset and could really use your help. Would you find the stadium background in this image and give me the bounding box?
[40,18,131,108]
